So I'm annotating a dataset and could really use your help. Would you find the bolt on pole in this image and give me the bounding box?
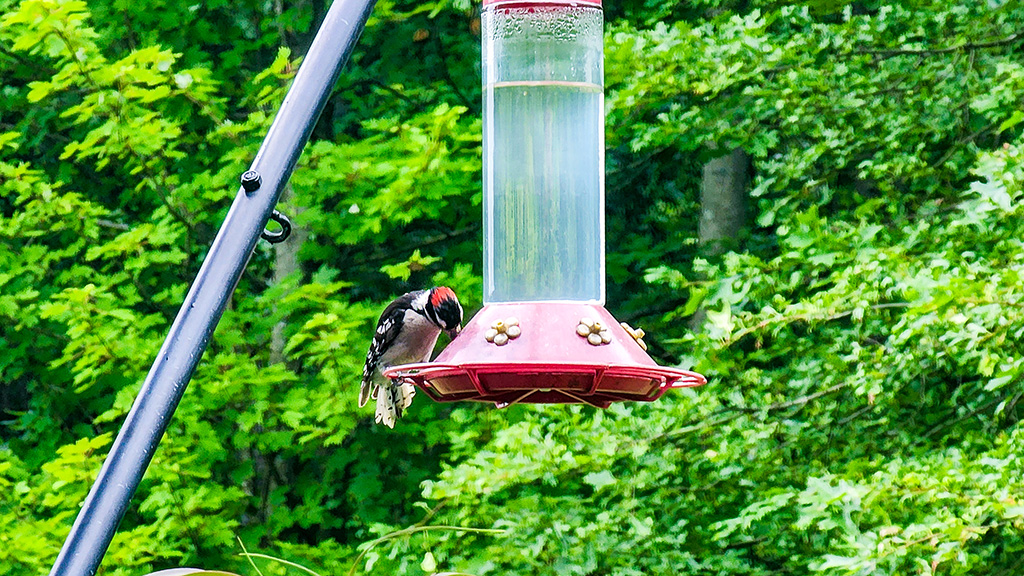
[48,1,378,574]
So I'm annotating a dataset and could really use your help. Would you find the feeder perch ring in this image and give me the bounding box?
[385,362,705,409]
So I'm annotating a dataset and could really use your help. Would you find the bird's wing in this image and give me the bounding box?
[359,291,422,406]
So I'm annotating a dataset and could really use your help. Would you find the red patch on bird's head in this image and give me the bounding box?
[430,286,457,307]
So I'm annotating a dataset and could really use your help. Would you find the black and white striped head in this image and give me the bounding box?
[419,286,463,338]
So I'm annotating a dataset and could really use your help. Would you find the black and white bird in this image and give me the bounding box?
[360,286,463,427]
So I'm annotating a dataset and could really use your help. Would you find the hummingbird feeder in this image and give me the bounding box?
[386,0,705,407]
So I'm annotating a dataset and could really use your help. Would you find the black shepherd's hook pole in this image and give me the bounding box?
[48,0,378,574]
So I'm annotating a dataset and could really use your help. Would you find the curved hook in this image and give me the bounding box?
[261,210,292,244]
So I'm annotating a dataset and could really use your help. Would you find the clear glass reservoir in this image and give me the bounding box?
[482,0,605,304]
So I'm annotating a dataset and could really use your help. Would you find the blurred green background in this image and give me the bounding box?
[2,0,1024,574]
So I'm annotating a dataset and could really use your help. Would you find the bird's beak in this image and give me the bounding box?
[447,325,462,339]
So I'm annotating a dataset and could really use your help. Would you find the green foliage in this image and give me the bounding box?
[2,0,1024,575]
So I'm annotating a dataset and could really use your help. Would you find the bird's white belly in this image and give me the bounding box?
[377,309,441,375]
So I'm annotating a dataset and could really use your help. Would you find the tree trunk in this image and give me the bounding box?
[698,148,750,257]
[691,148,750,330]
[270,185,307,365]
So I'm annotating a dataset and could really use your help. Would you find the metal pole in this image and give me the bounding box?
[48,0,378,573]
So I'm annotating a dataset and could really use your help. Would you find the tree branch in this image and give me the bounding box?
[651,381,857,443]
[96,219,131,231]
[355,224,480,266]
[431,27,475,111]
[921,389,1017,440]
[726,302,910,345]
[738,381,853,413]
[856,29,1024,58]
[0,43,35,67]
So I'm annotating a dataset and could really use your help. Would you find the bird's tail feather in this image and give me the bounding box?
[358,380,374,408]
[374,380,416,428]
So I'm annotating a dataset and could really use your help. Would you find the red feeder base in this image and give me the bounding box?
[384,302,706,408]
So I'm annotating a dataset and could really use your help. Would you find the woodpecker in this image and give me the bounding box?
[360,286,463,427]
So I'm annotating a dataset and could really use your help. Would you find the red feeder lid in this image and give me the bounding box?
[483,0,601,6]
[384,302,705,408]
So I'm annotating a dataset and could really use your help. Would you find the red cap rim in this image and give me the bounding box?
[483,0,601,6]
